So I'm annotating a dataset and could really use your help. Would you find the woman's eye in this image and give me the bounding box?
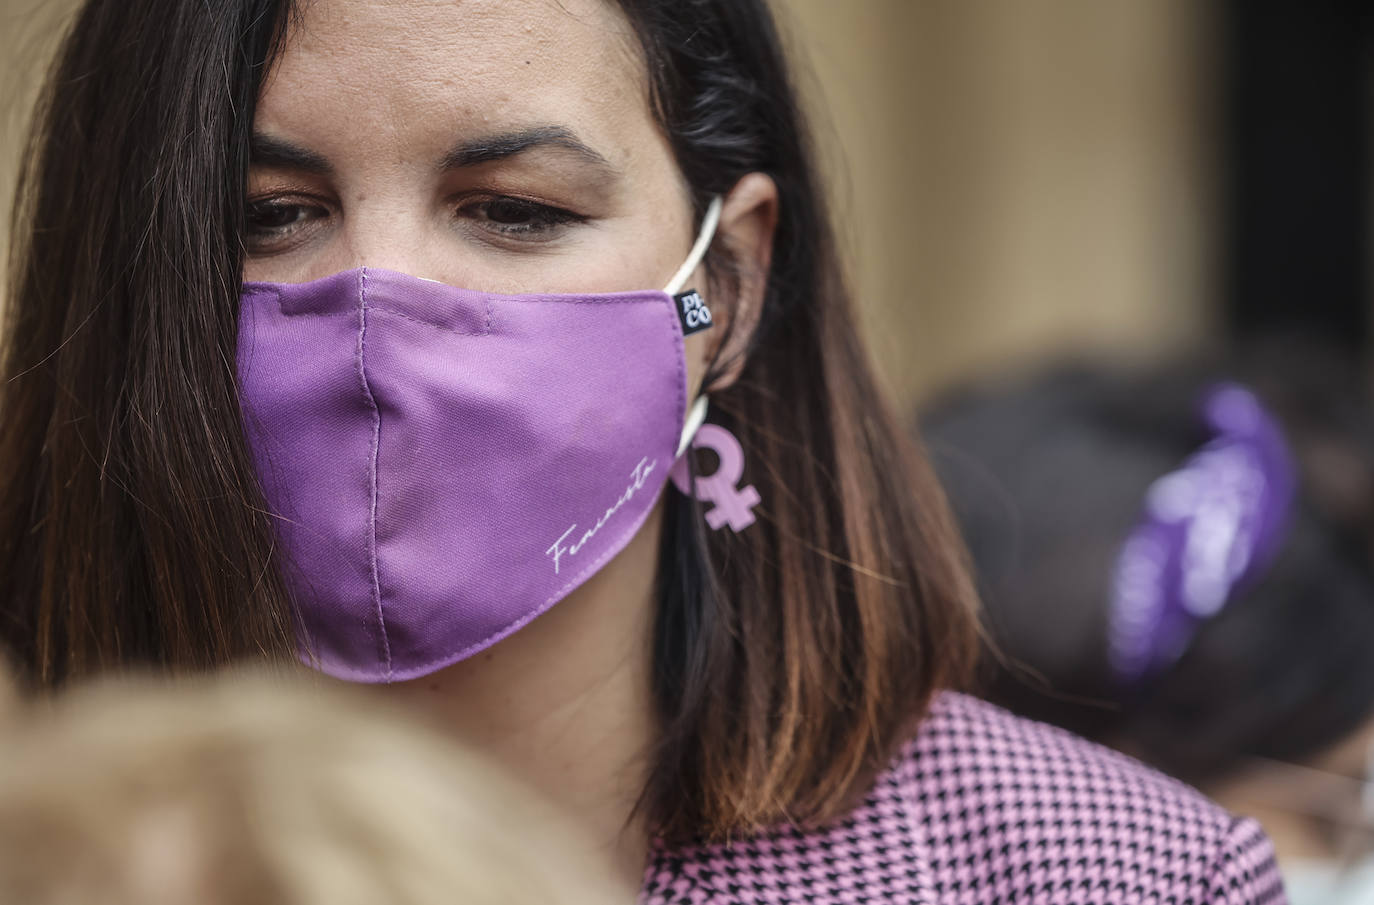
[246,200,325,235]
[460,197,582,240]
[244,199,330,255]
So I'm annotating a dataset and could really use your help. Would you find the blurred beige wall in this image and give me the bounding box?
[1,0,77,293]
[782,0,1218,411]
[2,1,1217,414]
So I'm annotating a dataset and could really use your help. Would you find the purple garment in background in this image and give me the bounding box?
[238,268,687,682]
[1107,383,1297,684]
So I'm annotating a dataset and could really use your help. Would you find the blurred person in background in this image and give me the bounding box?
[0,0,1288,901]
[922,343,1374,905]
[0,667,619,905]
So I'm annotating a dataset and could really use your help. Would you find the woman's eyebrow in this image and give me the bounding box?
[439,126,619,177]
[249,134,332,175]
[248,127,619,180]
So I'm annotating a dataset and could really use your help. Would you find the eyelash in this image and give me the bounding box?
[458,196,585,237]
[242,194,585,253]
[245,199,322,234]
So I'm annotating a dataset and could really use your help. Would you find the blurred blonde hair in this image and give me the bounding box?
[0,668,615,905]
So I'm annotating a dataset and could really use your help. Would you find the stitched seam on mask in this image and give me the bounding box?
[376,292,685,679]
[274,309,355,319]
[499,295,661,305]
[667,291,688,458]
[245,284,343,318]
[357,268,394,680]
[366,304,491,336]
[256,294,656,318]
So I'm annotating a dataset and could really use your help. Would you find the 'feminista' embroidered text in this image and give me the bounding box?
[546,457,656,575]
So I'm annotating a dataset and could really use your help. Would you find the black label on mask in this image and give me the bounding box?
[675,289,714,336]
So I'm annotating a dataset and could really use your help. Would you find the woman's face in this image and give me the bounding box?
[246,0,697,303]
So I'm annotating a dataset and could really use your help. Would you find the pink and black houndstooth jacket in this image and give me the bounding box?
[641,692,1287,905]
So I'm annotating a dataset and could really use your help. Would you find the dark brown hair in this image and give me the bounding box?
[1,1,296,683]
[922,345,1374,786]
[2,0,979,842]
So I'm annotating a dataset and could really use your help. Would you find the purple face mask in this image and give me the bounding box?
[237,200,722,682]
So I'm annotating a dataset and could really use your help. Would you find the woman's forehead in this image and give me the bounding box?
[257,0,648,170]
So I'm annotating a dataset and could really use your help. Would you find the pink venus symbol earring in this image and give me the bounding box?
[670,399,761,532]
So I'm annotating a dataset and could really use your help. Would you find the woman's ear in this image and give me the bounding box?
[706,172,778,392]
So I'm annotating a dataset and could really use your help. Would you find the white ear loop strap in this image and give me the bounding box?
[666,197,723,458]
[663,196,723,296]
[676,395,710,459]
